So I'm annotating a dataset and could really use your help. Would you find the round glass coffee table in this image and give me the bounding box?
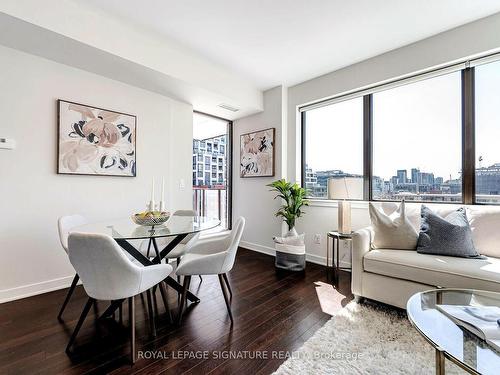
[407,289,500,375]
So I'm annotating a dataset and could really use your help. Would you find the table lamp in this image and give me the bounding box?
[328,177,353,234]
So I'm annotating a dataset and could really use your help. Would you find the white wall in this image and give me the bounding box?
[236,12,500,266]
[232,86,286,253]
[0,45,193,303]
[0,0,263,119]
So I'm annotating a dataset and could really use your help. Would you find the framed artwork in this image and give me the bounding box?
[240,127,275,178]
[57,100,137,177]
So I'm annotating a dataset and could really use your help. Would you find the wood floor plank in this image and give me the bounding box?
[0,248,352,375]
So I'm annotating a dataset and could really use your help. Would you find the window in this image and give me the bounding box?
[372,72,462,202]
[301,54,500,205]
[475,60,500,204]
[193,112,232,229]
[303,97,364,199]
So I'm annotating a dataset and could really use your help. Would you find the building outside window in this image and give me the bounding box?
[193,113,231,228]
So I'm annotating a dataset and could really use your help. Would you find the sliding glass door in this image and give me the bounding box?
[192,112,232,229]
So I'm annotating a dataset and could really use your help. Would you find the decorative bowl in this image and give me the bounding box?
[132,212,170,226]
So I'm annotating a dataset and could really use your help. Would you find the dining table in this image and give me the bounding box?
[73,214,221,319]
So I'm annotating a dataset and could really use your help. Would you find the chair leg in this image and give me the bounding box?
[98,299,124,321]
[146,290,156,337]
[58,274,79,320]
[222,273,232,298]
[66,297,94,353]
[158,282,173,324]
[176,258,181,283]
[119,303,123,325]
[177,275,191,324]
[218,274,233,324]
[129,296,136,364]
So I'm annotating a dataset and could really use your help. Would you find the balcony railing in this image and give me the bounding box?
[193,187,228,229]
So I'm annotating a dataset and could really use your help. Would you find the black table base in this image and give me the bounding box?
[114,234,200,303]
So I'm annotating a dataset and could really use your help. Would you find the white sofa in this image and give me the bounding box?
[352,203,500,309]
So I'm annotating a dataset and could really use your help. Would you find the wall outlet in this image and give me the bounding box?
[313,234,321,244]
[179,179,185,189]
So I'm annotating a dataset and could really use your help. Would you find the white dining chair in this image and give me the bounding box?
[57,214,88,320]
[175,217,245,325]
[66,232,173,363]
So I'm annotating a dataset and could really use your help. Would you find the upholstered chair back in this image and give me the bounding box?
[68,232,144,300]
[221,217,245,274]
[58,214,88,253]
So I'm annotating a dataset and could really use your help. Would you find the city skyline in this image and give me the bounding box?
[305,162,500,202]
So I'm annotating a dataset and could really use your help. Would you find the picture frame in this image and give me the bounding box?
[240,127,275,178]
[57,99,137,177]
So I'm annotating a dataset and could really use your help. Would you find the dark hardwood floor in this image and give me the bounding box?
[0,248,353,375]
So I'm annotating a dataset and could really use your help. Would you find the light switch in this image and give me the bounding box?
[0,138,15,150]
[179,179,185,189]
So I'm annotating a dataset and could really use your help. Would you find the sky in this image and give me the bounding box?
[305,61,500,181]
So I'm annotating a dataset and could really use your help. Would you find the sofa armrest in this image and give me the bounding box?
[351,226,373,296]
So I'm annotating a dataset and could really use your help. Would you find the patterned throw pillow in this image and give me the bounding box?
[417,205,483,258]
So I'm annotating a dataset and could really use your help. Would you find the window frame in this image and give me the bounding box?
[193,110,233,229]
[300,66,482,205]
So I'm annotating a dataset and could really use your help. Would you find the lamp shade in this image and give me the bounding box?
[327,177,363,200]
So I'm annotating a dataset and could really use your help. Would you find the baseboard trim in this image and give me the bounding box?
[240,240,351,268]
[240,241,276,256]
[0,275,79,304]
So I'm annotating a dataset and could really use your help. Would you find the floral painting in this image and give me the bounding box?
[58,100,136,177]
[240,127,275,177]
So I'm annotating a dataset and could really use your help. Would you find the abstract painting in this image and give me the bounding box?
[240,127,275,177]
[57,100,137,177]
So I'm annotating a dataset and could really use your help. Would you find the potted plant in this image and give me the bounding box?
[267,179,309,271]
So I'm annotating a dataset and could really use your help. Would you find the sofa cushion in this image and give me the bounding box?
[379,202,461,232]
[363,249,500,292]
[417,205,481,258]
[468,206,500,258]
[369,201,418,250]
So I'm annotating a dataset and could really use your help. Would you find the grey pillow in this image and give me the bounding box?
[417,205,483,258]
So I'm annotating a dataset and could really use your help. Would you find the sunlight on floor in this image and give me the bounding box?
[313,281,347,316]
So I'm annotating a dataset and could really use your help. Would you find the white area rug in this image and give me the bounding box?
[274,301,465,375]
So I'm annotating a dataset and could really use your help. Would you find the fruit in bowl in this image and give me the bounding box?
[132,210,170,226]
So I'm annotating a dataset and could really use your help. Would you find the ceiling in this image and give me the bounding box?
[80,0,500,90]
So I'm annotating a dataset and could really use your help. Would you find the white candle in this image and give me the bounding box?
[151,176,155,202]
[161,177,165,203]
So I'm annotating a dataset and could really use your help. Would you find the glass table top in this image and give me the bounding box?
[407,289,500,374]
[73,215,221,240]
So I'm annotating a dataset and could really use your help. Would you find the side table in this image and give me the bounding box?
[327,231,354,280]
